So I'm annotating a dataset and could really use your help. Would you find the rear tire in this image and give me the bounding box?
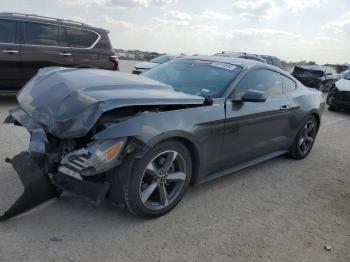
[288,116,318,160]
[124,140,192,218]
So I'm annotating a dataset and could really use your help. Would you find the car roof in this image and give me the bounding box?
[177,55,274,69]
[0,12,108,34]
[176,55,293,80]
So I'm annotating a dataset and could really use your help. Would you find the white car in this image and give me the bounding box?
[132,55,176,74]
[338,69,350,79]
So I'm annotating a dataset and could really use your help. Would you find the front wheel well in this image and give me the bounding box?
[311,112,320,130]
[155,137,200,185]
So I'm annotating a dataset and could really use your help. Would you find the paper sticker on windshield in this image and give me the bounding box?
[211,62,237,71]
[201,88,210,93]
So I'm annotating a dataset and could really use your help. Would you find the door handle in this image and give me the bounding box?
[280,105,291,111]
[59,52,72,57]
[2,50,19,54]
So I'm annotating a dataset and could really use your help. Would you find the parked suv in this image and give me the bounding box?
[0,13,119,93]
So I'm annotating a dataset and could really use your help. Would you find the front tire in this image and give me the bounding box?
[288,116,318,160]
[124,140,192,218]
[328,105,338,111]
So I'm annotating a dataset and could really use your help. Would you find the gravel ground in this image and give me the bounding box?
[0,65,349,261]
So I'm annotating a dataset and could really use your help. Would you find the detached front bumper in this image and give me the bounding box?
[1,107,112,221]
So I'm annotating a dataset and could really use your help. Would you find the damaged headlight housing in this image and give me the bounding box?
[59,138,126,178]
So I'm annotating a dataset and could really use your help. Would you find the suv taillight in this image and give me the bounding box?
[110,55,119,66]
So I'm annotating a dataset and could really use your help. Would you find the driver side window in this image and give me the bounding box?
[234,69,283,98]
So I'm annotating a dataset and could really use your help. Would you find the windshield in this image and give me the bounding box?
[143,59,242,98]
[150,55,174,64]
[344,72,350,80]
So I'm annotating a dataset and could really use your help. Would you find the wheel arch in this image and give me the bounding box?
[311,112,320,130]
[145,132,202,185]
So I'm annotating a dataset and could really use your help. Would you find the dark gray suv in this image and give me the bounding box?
[0,13,119,93]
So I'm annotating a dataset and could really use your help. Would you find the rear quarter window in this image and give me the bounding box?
[95,35,112,50]
[282,75,297,92]
[23,22,59,46]
[234,69,283,98]
[0,19,17,44]
[66,27,98,48]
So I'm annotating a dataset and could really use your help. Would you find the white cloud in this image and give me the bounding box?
[195,10,232,21]
[165,10,192,21]
[100,14,348,64]
[61,0,177,9]
[232,0,282,20]
[103,15,134,29]
[283,0,328,12]
[232,0,329,19]
[323,11,350,35]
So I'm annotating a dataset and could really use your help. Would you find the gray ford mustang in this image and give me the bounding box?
[1,56,325,220]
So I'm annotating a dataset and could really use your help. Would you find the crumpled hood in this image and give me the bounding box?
[134,61,159,70]
[17,67,204,138]
[335,78,350,91]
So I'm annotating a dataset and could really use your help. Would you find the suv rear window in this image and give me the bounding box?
[0,19,17,44]
[66,27,98,48]
[24,22,59,46]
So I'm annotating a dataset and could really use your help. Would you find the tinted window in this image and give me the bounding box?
[24,22,59,46]
[66,27,98,48]
[0,19,17,43]
[144,60,242,98]
[59,27,68,47]
[234,69,283,98]
[344,72,350,80]
[95,35,112,49]
[282,76,296,92]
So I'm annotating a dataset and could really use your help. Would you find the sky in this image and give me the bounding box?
[1,0,350,64]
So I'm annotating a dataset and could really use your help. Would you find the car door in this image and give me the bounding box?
[65,27,100,68]
[20,21,74,83]
[0,18,22,92]
[221,69,292,168]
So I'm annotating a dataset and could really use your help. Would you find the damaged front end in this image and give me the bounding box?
[1,67,205,221]
[1,107,127,221]
[292,66,326,90]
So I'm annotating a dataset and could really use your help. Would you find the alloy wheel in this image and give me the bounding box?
[299,120,316,155]
[139,150,187,211]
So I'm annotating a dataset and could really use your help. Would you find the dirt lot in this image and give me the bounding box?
[0,65,349,261]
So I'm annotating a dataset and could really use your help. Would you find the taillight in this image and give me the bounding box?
[110,55,119,66]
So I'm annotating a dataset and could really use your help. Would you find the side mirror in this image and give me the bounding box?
[232,89,267,103]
